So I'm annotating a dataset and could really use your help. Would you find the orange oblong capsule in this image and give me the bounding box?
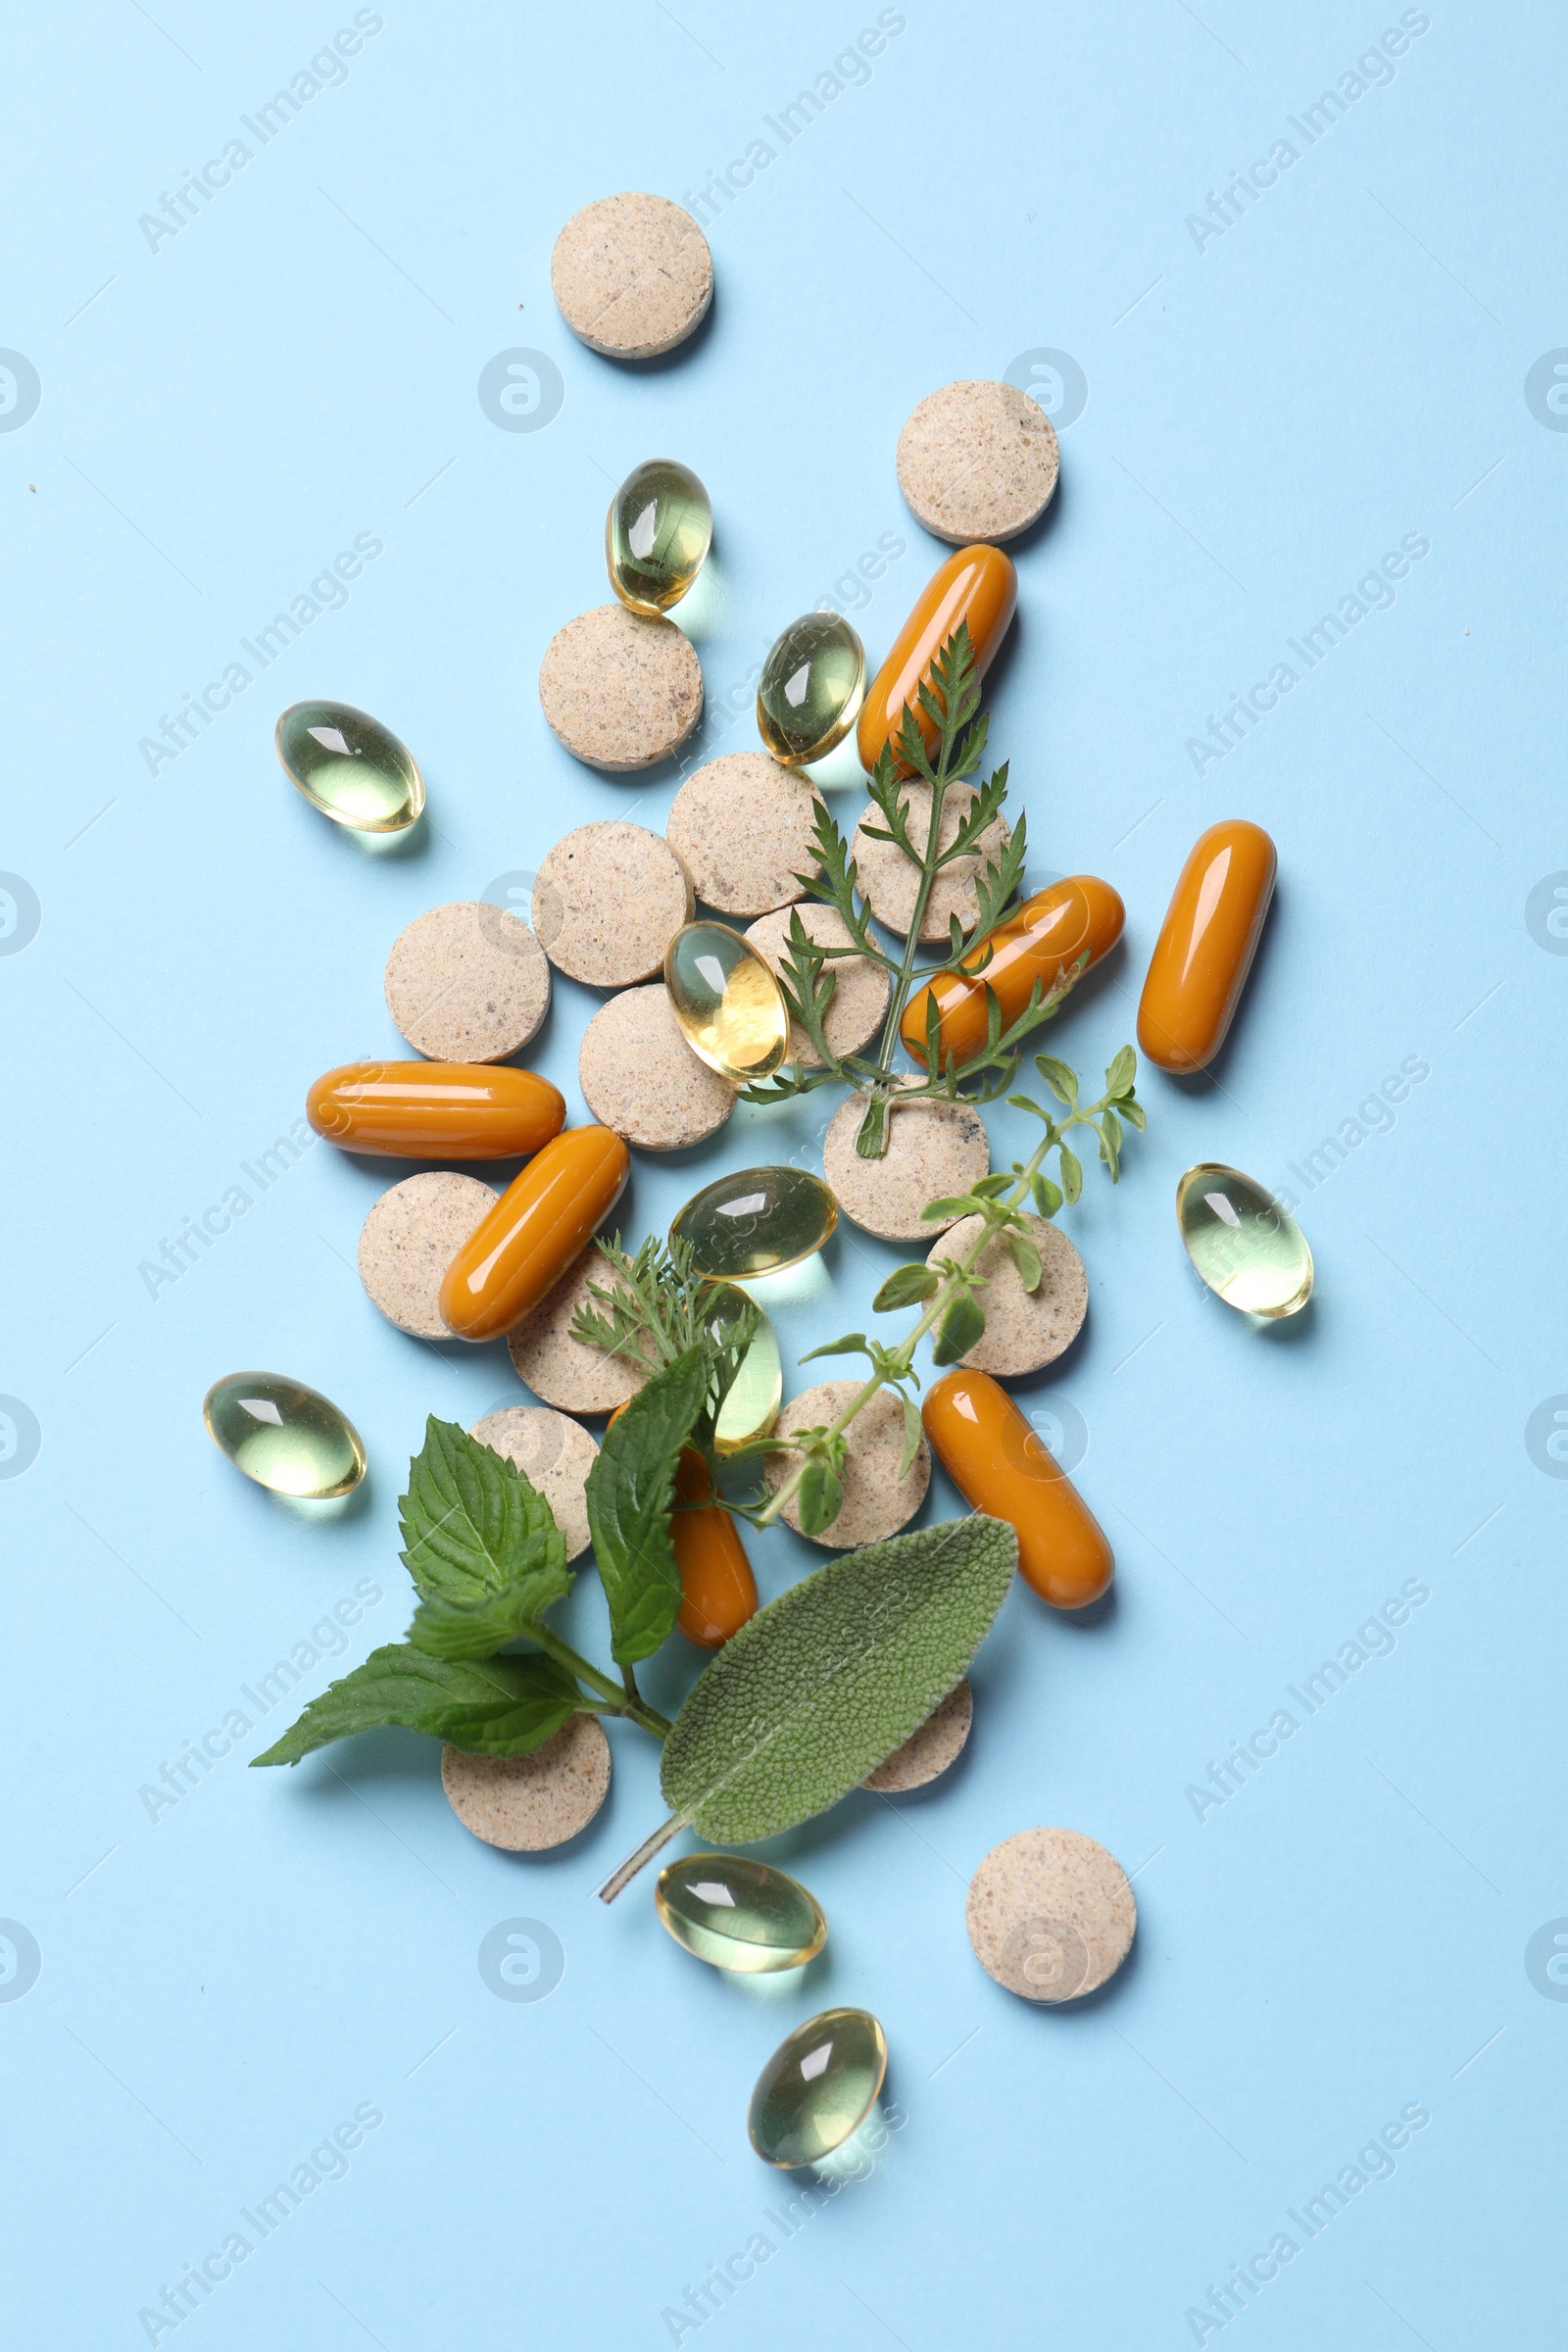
[922,1368,1112,1610]
[606,1415,759,1650]
[857,544,1017,775]
[306,1061,565,1160]
[439,1125,629,1342]
[901,875,1125,1070]
[1137,820,1277,1074]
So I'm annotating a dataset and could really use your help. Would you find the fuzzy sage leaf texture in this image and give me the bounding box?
[400,1416,571,1623]
[585,1348,710,1666]
[660,1515,1017,1842]
[251,1644,585,1766]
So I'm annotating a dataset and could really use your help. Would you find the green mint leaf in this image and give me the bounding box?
[1035,1054,1079,1106]
[873,1264,941,1312]
[660,1516,1017,1841]
[251,1644,584,1766]
[1005,1226,1044,1293]
[400,1417,571,1623]
[797,1458,845,1539]
[1058,1144,1083,1204]
[899,1394,925,1482]
[1031,1172,1064,1218]
[585,1348,710,1666]
[933,1292,986,1366]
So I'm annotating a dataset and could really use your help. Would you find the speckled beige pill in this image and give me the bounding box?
[743,904,891,1068]
[533,822,694,988]
[897,379,1060,545]
[822,1091,989,1241]
[578,985,735,1152]
[441,1716,611,1851]
[666,753,824,916]
[539,605,704,772]
[927,1212,1087,1375]
[764,1379,929,1547]
[551,192,712,359]
[966,1828,1136,2002]
[383,901,551,1062]
[863,1678,972,1791]
[468,1405,599,1561]
[853,781,1011,942]
[508,1247,649,1417]
[358,1172,499,1339]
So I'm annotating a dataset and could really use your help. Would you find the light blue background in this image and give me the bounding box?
[3,3,1562,2344]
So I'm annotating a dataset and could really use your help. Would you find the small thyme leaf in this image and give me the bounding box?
[899,1394,925,1482]
[1005,1226,1044,1293]
[1058,1144,1084,1204]
[873,1263,941,1312]
[933,1293,986,1366]
[798,1459,845,1539]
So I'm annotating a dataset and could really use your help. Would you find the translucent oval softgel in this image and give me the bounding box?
[664,921,789,1086]
[670,1166,838,1281]
[1177,1163,1313,1318]
[203,1373,366,1498]
[704,1285,781,1453]
[756,612,866,766]
[275,701,424,833]
[656,1853,826,1974]
[748,2006,887,2169]
[606,459,711,615]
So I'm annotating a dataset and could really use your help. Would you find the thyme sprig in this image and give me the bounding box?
[569,1232,760,1471]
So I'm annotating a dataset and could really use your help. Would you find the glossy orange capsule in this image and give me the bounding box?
[901,874,1125,1070]
[607,1413,759,1650]
[923,1368,1113,1610]
[857,544,1017,775]
[439,1126,629,1342]
[1137,820,1277,1074]
[306,1061,565,1160]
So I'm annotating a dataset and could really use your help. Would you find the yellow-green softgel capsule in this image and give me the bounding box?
[756,612,866,766]
[606,459,712,615]
[203,1373,367,1498]
[670,1166,838,1282]
[275,701,424,833]
[656,1853,827,1974]
[664,922,789,1087]
[749,2007,887,2169]
[1177,1163,1314,1318]
[704,1285,782,1454]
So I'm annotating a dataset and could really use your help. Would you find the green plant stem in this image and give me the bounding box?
[753,1124,1060,1531]
[855,767,953,1158]
[528,1625,672,1741]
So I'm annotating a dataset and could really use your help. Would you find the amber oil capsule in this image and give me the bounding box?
[1137,820,1277,1074]
[923,1368,1112,1609]
[306,1061,565,1160]
[857,545,1017,776]
[902,876,1124,1070]
[439,1126,630,1343]
[608,1406,758,1647]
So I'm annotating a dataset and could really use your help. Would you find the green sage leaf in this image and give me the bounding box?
[400,1417,570,1625]
[873,1264,941,1312]
[933,1292,985,1365]
[586,1348,709,1666]
[660,1516,1017,1841]
[252,1644,584,1767]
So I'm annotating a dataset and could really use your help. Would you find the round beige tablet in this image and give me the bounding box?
[764,1380,929,1547]
[743,904,891,1068]
[927,1213,1087,1375]
[896,379,1060,545]
[358,1172,499,1339]
[666,753,824,917]
[468,1405,599,1561]
[508,1247,649,1416]
[551,192,712,359]
[822,1090,989,1240]
[539,605,704,772]
[533,821,694,988]
[441,1717,611,1851]
[853,781,1011,942]
[864,1679,972,1792]
[578,985,735,1152]
[966,1827,1136,2002]
[383,901,551,1061]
